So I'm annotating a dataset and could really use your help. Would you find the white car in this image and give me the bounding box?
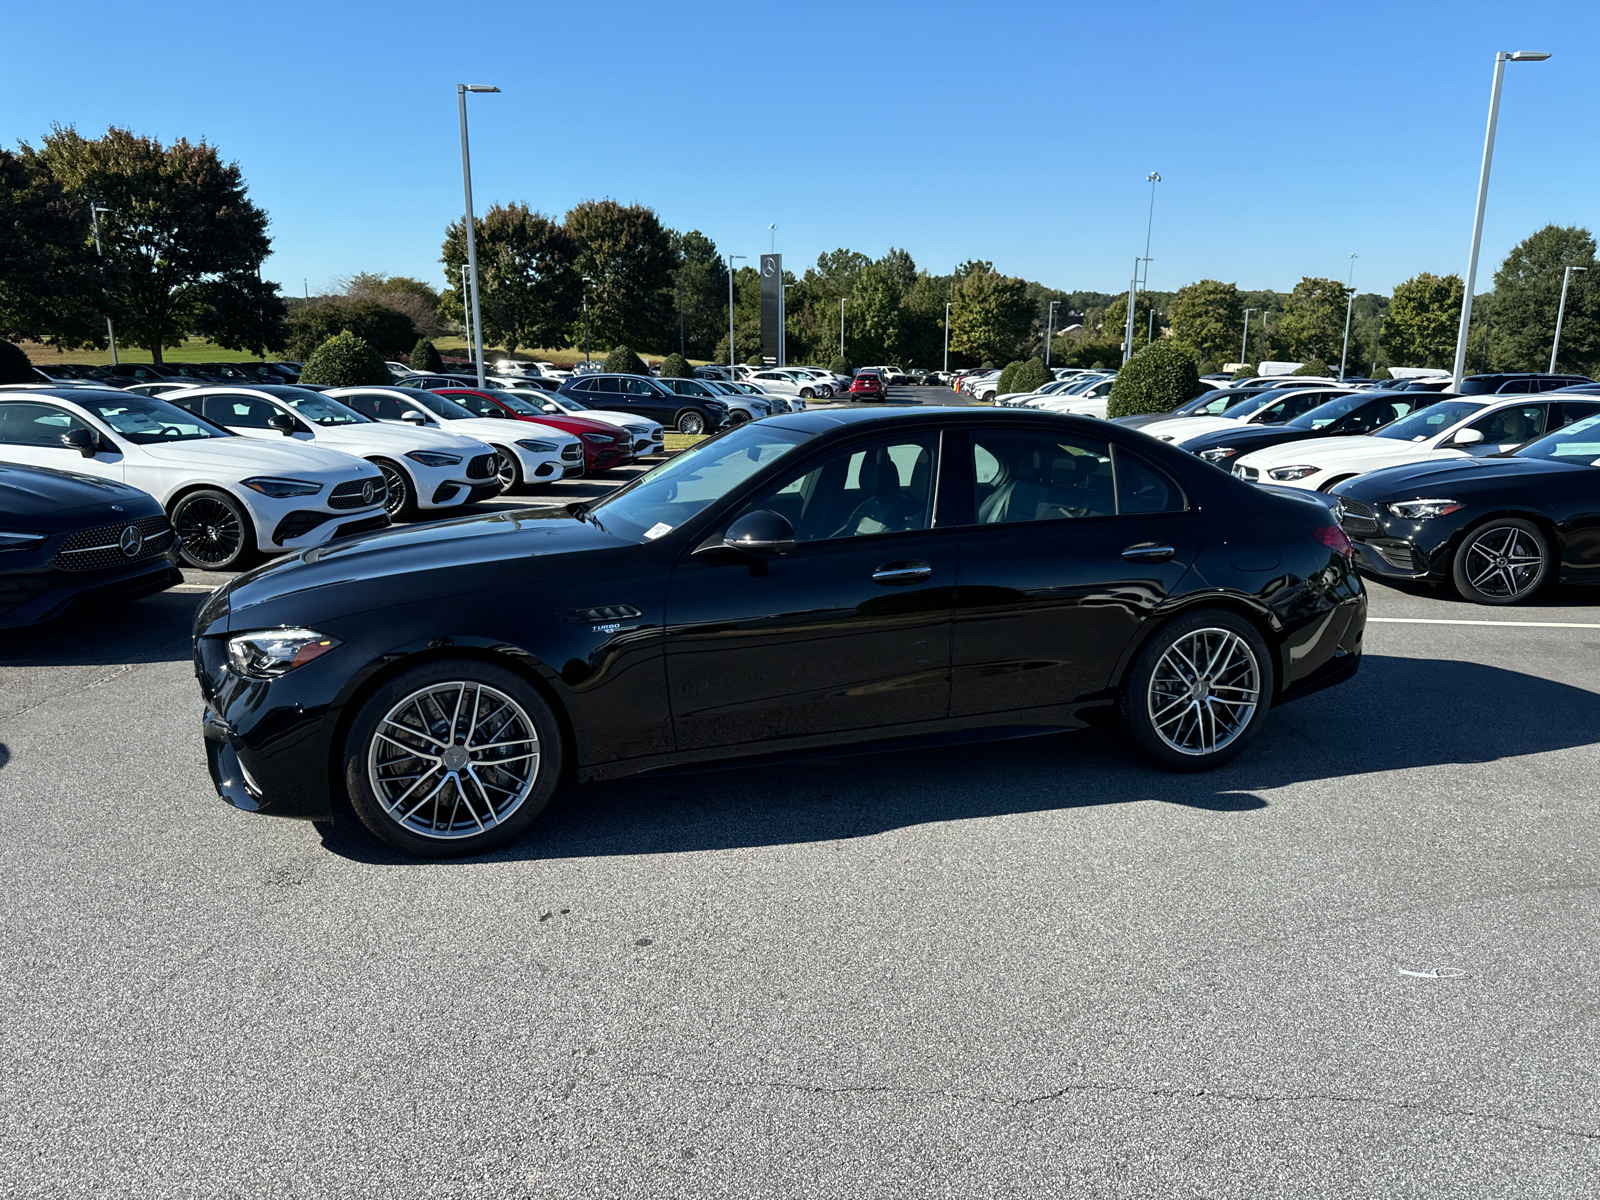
[1136,387,1356,444]
[992,378,1079,406]
[0,388,388,570]
[165,385,503,520]
[498,389,665,458]
[744,369,822,401]
[1029,375,1119,417]
[718,380,803,414]
[1230,396,1577,492]
[325,386,586,491]
[784,368,844,397]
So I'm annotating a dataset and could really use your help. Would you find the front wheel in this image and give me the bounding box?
[729,410,751,424]
[171,488,256,570]
[1451,517,1550,605]
[800,387,814,399]
[491,446,523,492]
[676,410,706,435]
[342,659,564,857]
[372,457,417,521]
[1118,610,1274,771]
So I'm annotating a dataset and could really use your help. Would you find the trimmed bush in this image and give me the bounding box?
[297,331,391,387]
[1231,365,1258,381]
[980,361,995,370]
[1011,357,1050,395]
[746,352,765,367]
[829,356,850,375]
[1372,366,1392,382]
[0,339,34,385]
[1106,340,1203,420]
[601,344,649,375]
[658,352,693,379]
[994,359,1026,397]
[1291,358,1330,376]
[410,338,443,372]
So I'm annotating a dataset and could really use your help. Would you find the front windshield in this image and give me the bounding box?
[587,423,814,540]
[278,390,370,426]
[1515,412,1600,463]
[497,391,551,414]
[1219,392,1278,419]
[77,394,231,443]
[1287,393,1366,429]
[1374,399,1486,442]
[403,390,478,421]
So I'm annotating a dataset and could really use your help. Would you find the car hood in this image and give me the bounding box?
[436,416,577,445]
[578,411,658,432]
[304,422,488,454]
[1338,453,1593,499]
[0,462,157,519]
[1142,415,1248,441]
[1235,434,1426,469]
[206,505,644,634]
[136,436,372,475]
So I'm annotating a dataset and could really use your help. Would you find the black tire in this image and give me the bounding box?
[677,410,706,435]
[800,387,815,399]
[342,658,564,857]
[170,488,256,570]
[729,410,751,424]
[371,457,418,521]
[1118,609,1275,772]
[1450,517,1550,605]
[491,446,523,492]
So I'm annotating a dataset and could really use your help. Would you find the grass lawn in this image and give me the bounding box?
[662,433,706,453]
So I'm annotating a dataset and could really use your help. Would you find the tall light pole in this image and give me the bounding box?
[89,204,118,364]
[677,285,684,357]
[1371,312,1385,378]
[456,82,500,389]
[1551,265,1588,372]
[1044,299,1058,365]
[943,301,951,374]
[781,283,792,367]
[839,297,846,359]
[460,265,474,363]
[1339,252,1358,380]
[768,223,776,253]
[1122,257,1139,364]
[1452,50,1551,388]
[727,254,745,374]
[1141,172,1160,290]
[581,276,592,363]
[1241,308,1257,367]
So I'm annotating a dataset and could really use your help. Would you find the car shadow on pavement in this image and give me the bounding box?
[316,653,1600,866]
[0,589,203,668]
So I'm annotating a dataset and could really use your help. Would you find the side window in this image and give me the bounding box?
[1113,449,1186,514]
[623,379,656,396]
[1344,399,1414,432]
[971,430,1115,523]
[1470,404,1546,444]
[0,401,90,447]
[451,392,497,417]
[1496,378,1531,394]
[200,393,278,428]
[746,434,938,542]
[1558,401,1600,427]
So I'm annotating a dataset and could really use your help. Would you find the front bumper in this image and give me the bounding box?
[0,554,181,629]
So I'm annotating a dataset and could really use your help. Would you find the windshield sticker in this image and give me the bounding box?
[643,522,673,540]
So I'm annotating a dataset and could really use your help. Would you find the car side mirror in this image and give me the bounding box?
[1452,427,1485,446]
[543,404,560,414]
[401,410,427,424]
[60,428,97,458]
[721,509,795,554]
[267,413,299,436]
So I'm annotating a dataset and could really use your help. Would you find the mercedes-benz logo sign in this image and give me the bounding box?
[361,479,379,505]
[118,525,144,557]
[762,258,776,277]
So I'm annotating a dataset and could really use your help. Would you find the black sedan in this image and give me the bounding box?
[1330,411,1600,604]
[0,462,181,629]
[192,407,1367,856]
[1177,390,1430,471]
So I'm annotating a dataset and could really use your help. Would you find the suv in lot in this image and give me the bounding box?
[1457,372,1593,395]
[557,373,728,435]
[849,370,887,401]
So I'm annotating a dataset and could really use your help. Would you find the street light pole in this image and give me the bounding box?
[456,82,500,389]
[781,283,792,367]
[1241,308,1257,367]
[1339,252,1358,380]
[1141,172,1160,290]
[89,204,118,364]
[1551,265,1588,372]
[727,254,745,375]
[1122,258,1138,364]
[1045,299,1058,365]
[943,302,951,374]
[839,297,846,359]
[1452,50,1550,388]
[582,276,591,363]
[460,265,473,362]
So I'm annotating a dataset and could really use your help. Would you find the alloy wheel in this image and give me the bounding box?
[493,449,520,490]
[378,462,410,518]
[678,411,705,434]
[173,494,245,569]
[366,681,541,841]
[1146,627,1261,757]
[1461,525,1545,600]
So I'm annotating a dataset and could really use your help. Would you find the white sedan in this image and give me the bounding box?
[1231,396,1576,492]
[0,388,388,570]
[1028,375,1119,417]
[1137,386,1355,443]
[325,386,586,491]
[498,389,665,457]
[166,385,502,520]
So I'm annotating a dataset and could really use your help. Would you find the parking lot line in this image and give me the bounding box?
[1369,616,1600,629]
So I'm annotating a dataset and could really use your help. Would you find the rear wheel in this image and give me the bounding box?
[491,446,523,491]
[371,458,417,520]
[676,410,706,435]
[1451,517,1550,605]
[729,410,751,424]
[170,488,255,570]
[800,387,815,400]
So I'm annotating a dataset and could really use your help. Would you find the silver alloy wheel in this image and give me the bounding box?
[366,681,541,841]
[1146,627,1261,757]
[377,461,410,517]
[492,448,520,490]
[678,411,705,434]
[1462,525,1544,599]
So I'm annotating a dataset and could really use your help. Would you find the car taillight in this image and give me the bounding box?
[1317,525,1354,558]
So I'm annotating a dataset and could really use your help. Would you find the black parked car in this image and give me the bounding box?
[1331,410,1600,605]
[1457,372,1592,395]
[557,373,729,434]
[1177,390,1434,471]
[193,406,1366,856]
[0,463,181,629]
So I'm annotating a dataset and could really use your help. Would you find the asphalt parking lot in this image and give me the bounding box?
[5,400,1600,1197]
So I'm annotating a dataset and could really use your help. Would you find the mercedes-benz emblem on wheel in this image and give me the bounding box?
[118,525,144,557]
[361,479,379,506]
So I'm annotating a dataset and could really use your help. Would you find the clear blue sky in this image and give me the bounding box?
[5,1,1596,300]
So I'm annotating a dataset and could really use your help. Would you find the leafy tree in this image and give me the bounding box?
[565,199,677,351]
[994,360,1026,397]
[670,229,729,360]
[602,344,648,375]
[1488,224,1600,373]
[25,126,279,364]
[847,263,905,365]
[442,202,580,354]
[1101,292,1158,354]
[345,272,447,339]
[1278,277,1351,364]
[1107,340,1203,419]
[0,149,101,346]
[804,248,871,302]
[0,339,34,384]
[410,338,443,371]
[950,270,1033,364]
[286,299,415,360]
[297,331,390,387]
[1380,272,1463,369]
[658,352,693,379]
[1168,280,1243,366]
[1291,358,1330,376]
[192,272,289,356]
[877,247,918,296]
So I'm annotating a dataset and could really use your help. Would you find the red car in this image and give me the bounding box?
[436,388,631,472]
[848,370,887,401]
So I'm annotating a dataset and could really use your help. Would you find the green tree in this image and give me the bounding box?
[601,344,648,375]
[345,272,447,339]
[950,270,1033,364]
[1278,277,1351,364]
[1291,358,1330,376]
[658,352,693,379]
[0,149,101,346]
[286,300,415,360]
[565,199,677,351]
[670,230,729,360]
[410,338,442,371]
[1107,340,1203,419]
[297,331,390,387]
[846,263,905,364]
[1102,292,1158,354]
[442,202,580,354]
[0,339,34,384]
[1168,280,1243,366]
[1380,272,1463,369]
[25,125,280,364]
[1487,224,1600,373]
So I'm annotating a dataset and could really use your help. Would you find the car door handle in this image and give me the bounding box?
[1122,543,1175,562]
[872,561,933,586]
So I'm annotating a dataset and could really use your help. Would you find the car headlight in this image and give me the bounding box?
[241,477,323,498]
[582,432,617,444]
[515,439,558,452]
[1197,447,1237,463]
[405,450,463,467]
[1387,499,1463,519]
[1268,465,1320,481]
[226,628,342,679]
[0,530,48,551]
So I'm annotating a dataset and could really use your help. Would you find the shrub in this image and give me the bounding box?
[1106,340,1203,420]
[297,331,391,387]
[1231,364,1258,380]
[602,344,649,375]
[1372,366,1392,382]
[409,338,442,372]
[658,352,693,379]
[0,339,33,385]
[746,352,765,367]
[994,359,1026,396]
[829,356,850,375]
[980,361,995,370]
[1011,357,1050,394]
[1291,358,1330,377]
